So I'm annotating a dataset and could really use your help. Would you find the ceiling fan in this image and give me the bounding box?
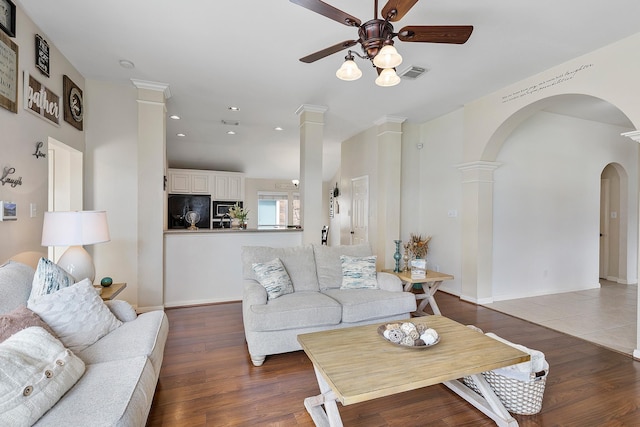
[290,0,473,86]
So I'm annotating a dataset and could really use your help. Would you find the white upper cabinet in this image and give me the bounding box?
[214,174,244,200]
[168,168,244,200]
[168,169,210,194]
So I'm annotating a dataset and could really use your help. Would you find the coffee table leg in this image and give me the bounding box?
[304,365,344,427]
[443,376,518,427]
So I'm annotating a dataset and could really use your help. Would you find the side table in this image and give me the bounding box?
[95,282,127,301]
[383,270,453,316]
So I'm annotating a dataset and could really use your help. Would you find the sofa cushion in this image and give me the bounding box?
[78,310,169,376]
[252,258,294,300]
[322,289,417,323]
[246,292,341,332]
[0,305,56,343]
[242,245,319,292]
[340,255,378,289]
[28,280,122,353]
[0,327,86,427]
[34,356,156,427]
[0,261,34,314]
[313,243,373,290]
[29,258,76,302]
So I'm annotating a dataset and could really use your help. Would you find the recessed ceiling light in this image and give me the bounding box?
[227,131,236,135]
[119,59,135,69]
[228,106,240,111]
[177,133,186,137]
[169,115,180,120]
[274,127,283,131]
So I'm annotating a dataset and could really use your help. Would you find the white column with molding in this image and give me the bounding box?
[457,161,501,304]
[621,129,640,360]
[375,116,405,270]
[132,79,170,311]
[297,104,327,245]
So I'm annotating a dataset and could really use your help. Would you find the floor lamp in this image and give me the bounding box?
[41,211,110,283]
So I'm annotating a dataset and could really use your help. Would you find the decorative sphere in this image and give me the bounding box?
[100,277,113,287]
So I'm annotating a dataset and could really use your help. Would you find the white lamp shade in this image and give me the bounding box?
[375,68,401,87]
[373,44,403,69]
[336,59,362,81]
[42,211,110,246]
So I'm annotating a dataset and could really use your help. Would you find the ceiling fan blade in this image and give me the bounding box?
[299,40,359,63]
[397,25,474,44]
[381,0,419,22]
[290,0,361,27]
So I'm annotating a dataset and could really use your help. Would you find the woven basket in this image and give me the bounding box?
[461,368,548,415]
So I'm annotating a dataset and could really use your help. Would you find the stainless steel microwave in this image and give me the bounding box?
[212,200,242,217]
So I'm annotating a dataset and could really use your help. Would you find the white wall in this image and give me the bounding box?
[0,6,84,263]
[492,111,638,300]
[84,79,139,304]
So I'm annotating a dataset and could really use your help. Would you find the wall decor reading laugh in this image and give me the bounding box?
[0,29,17,113]
[1,166,22,187]
[35,34,49,77]
[63,75,83,130]
[24,71,60,126]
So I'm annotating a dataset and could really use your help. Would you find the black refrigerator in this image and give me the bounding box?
[168,194,211,229]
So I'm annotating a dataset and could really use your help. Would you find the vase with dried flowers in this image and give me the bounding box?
[228,203,249,229]
[404,234,431,280]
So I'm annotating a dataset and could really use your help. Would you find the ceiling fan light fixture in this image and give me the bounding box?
[336,58,362,81]
[372,44,402,69]
[375,68,401,87]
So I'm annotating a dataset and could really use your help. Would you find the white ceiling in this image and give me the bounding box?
[17,0,638,180]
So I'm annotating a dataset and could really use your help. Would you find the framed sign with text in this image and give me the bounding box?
[0,0,15,38]
[35,34,50,77]
[0,29,17,112]
[63,75,83,130]
[23,71,60,126]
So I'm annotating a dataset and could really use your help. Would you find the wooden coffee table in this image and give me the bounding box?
[298,316,529,427]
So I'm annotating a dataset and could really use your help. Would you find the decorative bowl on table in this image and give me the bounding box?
[377,321,440,349]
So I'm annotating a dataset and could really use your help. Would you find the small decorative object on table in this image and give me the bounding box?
[378,321,439,348]
[185,211,200,230]
[393,240,402,272]
[228,202,249,229]
[404,233,431,279]
[100,276,113,287]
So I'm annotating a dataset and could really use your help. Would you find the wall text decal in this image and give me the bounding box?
[501,64,594,104]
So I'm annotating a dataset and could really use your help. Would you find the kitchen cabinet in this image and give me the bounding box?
[168,169,211,194]
[214,174,244,200]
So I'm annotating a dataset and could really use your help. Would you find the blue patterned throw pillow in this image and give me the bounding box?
[28,258,76,302]
[340,255,378,289]
[251,258,294,300]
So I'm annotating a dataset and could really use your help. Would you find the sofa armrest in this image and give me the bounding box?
[243,279,268,307]
[104,300,138,322]
[377,272,403,292]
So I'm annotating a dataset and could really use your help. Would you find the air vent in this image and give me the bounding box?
[221,120,239,126]
[399,66,428,80]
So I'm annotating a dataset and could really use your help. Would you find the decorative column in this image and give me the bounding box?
[375,116,405,270]
[457,161,501,304]
[131,79,170,311]
[296,104,327,245]
[621,129,640,360]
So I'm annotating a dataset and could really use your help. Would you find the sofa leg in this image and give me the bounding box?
[251,355,266,366]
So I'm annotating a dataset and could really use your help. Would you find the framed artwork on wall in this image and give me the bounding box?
[35,34,50,77]
[23,71,61,126]
[63,75,83,130]
[0,29,18,113]
[0,201,17,221]
[0,0,15,38]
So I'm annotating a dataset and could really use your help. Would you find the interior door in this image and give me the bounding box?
[351,176,369,244]
[599,178,610,279]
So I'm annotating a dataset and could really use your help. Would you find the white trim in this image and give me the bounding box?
[374,115,406,125]
[620,130,640,142]
[295,104,328,115]
[130,79,172,98]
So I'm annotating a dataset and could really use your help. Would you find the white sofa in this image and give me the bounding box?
[241,244,417,366]
[0,255,168,426]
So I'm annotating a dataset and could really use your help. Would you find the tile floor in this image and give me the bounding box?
[483,280,637,355]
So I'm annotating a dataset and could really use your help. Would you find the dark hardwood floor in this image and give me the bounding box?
[147,293,640,426]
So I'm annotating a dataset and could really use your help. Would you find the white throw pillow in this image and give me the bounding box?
[340,255,379,289]
[0,326,85,427]
[28,279,122,352]
[29,258,75,302]
[251,258,294,300]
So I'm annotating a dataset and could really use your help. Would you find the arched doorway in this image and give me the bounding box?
[600,163,630,283]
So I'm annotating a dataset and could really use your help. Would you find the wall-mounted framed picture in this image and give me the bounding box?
[24,71,60,126]
[0,29,17,113]
[0,201,17,221]
[63,75,83,130]
[35,34,50,77]
[0,0,15,38]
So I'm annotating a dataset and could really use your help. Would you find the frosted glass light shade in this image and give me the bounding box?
[336,59,362,81]
[373,44,403,69]
[375,68,401,87]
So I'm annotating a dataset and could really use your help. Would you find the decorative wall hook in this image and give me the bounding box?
[33,141,46,159]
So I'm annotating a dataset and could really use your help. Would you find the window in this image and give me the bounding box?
[258,193,289,228]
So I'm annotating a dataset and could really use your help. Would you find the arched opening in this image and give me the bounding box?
[600,163,629,283]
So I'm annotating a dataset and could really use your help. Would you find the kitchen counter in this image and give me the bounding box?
[164,227,302,234]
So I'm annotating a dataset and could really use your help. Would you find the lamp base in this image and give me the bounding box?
[58,245,95,283]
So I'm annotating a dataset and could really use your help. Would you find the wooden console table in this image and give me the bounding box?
[383,270,453,316]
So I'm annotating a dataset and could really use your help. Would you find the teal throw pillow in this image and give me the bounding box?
[28,258,75,302]
[340,255,378,289]
[251,258,294,300]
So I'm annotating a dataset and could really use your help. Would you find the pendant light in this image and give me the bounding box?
[375,68,401,87]
[372,44,403,69]
[336,53,362,81]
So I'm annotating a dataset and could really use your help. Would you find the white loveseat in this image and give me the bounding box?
[241,244,417,366]
[0,254,168,426]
